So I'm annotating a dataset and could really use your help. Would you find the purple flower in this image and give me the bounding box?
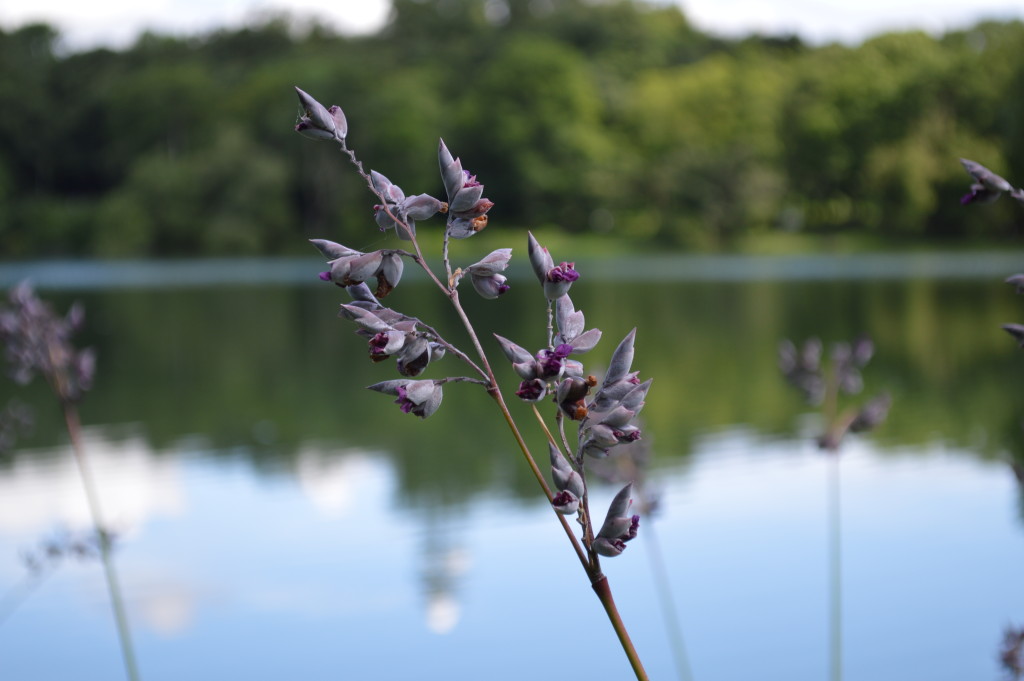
[466,249,512,300]
[369,379,444,419]
[551,490,580,515]
[593,483,640,557]
[536,344,573,379]
[515,378,547,402]
[0,283,95,404]
[959,158,1021,205]
[527,232,581,300]
[553,295,601,353]
[311,240,405,299]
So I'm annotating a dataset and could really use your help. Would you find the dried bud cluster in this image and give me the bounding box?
[0,283,96,404]
[959,158,1024,205]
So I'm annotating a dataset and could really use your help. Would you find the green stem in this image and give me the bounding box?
[63,404,141,681]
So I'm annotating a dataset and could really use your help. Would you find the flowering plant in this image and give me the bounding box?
[294,86,652,679]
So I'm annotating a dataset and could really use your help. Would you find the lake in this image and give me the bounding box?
[1,252,1023,681]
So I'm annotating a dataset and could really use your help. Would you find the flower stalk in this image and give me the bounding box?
[294,86,649,679]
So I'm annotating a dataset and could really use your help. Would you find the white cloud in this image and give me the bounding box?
[2,0,1023,52]
[0,429,185,538]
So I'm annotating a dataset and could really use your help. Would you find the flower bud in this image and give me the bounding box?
[552,490,580,515]
[593,483,639,557]
[294,87,341,140]
[369,379,443,418]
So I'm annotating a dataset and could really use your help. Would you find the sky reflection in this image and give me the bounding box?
[0,424,1021,680]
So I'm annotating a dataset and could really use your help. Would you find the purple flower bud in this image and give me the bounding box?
[593,537,627,557]
[467,249,513,300]
[961,158,1013,192]
[536,344,573,379]
[368,332,391,361]
[1006,274,1024,294]
[376,252,404,298]
[552,490,580,515]
[402,194,447,221]
[294,87,342,140]
[593,483,639,557]
[556,376,590,420]
[369,379,443,418]
[604,329,637,387]
[326,105,348,140]
[850,392,892,433]
[527,232,555,285]
[549,442,585,498]
[467,249,512,277]
[450,184,484,214]
[494,334,534,366]
[447,216,489,239]
[515,378,547,402]
[1005,323,1024,348]
[470,274,510,300]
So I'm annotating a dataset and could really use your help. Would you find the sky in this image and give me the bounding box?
[0,0,1022,52]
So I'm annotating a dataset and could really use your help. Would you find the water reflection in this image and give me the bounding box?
[1,257,1024,679]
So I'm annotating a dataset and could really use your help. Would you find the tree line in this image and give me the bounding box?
[1,0,1022,257]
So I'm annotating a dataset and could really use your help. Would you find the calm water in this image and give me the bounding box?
[1,254,1024,681]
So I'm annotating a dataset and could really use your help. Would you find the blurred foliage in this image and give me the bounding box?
[1,2,1023,257]
[3,273,1024,507]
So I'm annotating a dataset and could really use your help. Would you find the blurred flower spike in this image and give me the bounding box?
[779,336,873,405]
[339,303,446,377]
[294,87,347,142]
[0,282,95,404]
[311,239,405,298]
[593,483,640,557]
[465,249,512,299]
[439,139,493,238]
[528,232,580,300]
[369,379,444,419]
[959,158,1024,205]
[780,335,889,450]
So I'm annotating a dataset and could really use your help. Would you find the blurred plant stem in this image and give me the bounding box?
[63,403,141,681]
[643,517,694,681]
[828,451,842,681]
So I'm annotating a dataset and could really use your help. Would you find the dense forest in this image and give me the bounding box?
[1,0,1023,257]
